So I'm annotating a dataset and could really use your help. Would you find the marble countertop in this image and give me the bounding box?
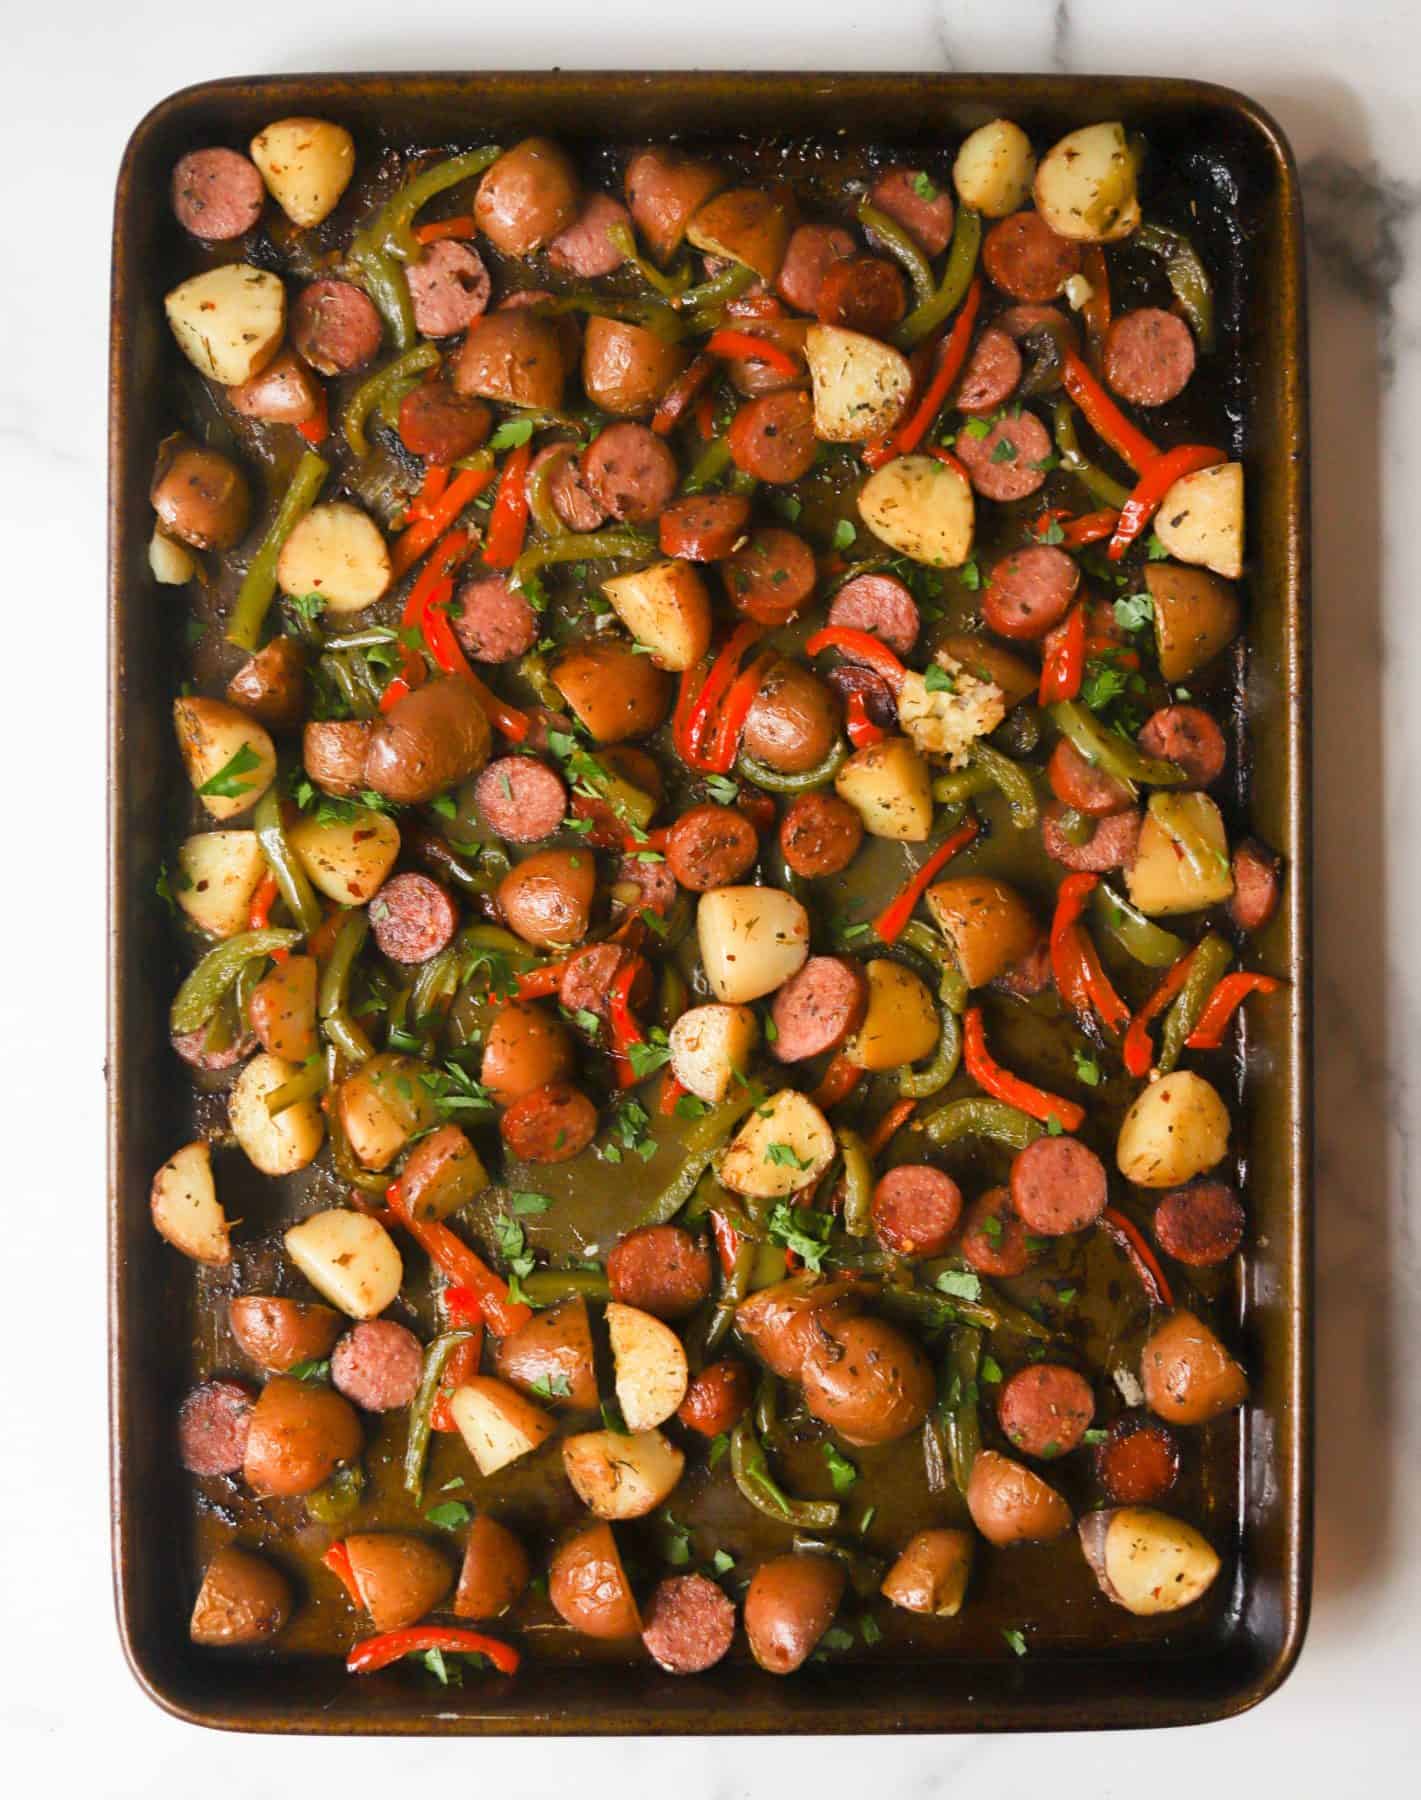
[3,0,1415,1786]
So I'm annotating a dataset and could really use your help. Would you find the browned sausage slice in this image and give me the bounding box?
[1228,839,1282,932]
[660,494,751,562]
[558,943,649,1022]
[677,1360,754,1436]
[527,444,608,532]
[178,1379,253,1475]
[870,167,955,256]
[549,192,633,278]
[641,1573,736,1674]
[824,662,897,729]
[982,545,1079,641]
[453,574,538,664]
[1041,802,1142,873]
[291,279,383,376]
[727,390,817,485]
[331,1320,424,1412]
[776,224,856,314]
[871,1164,963,1257]
[398,385,493,464]
[1103,308,1197,407]
[665,804,759,891]
[816,256,908,335]
[304,719,375,799]
[953,410,1053,501]
[1137,706,1225,786]
[770,956,867,1062]
[780,791,864,879]
[993,934,1054,999]
[499,1082,598,1163]
[475,756,568,843]
[1046,739,1134,816]
[580,422,679,523]
[827,573,920,657]
[1152,1181,1246,1266]
[171,148,265,240]
[171,1025,257,1071]
[722,528,817,625]
[983,213,1083,302]
[408,241,492,338]
[607,1224,714,1320]
[954,327,1023,415]
[610,850,680,920]
[369,872,459,964]
[958,1186,1032,1277]
[1094,1413,1181,1505]
[996,1364,1095,1459]
[1010,1136,1108,1235]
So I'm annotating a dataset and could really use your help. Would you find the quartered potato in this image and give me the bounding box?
[1079,1508,1221,1615]
[164,264,285,386]
[953,119,1035,217]
[881,1528,974,1618]
[606,1302,689,1431]
[924,876,1039,988]
[561,1428,686,1519]
[284,1208,403,1319]
[150,1140,230,1266]
[1152,462,1245,579]
[150,528,198,585]
[834,737,934,841]
[1146,562,1241,682]
[173,697,277,821]
[718,1088,834,1199]
[275,503,392,614]
[1116,1071,1229,1189]
[668,1002,759,1102]
[250,117,356,228]
[288,808,400,905]
[804,325,912,443]
[1034,122,1140,243]
[696,886,809,1004]
[1127,792,1234,916]
[334,1052,438,1171]
[174,831,267,939]
[685,188,791,281]
[846,959,939,1071]
[449,1378,557,1475]
[228,1052,325,1175]
[601,560,712,671]
[857,454,974,567]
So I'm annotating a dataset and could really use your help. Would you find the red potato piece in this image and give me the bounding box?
[1229,839,1282,932]
[1010,1136,1108,1235]
[228,350,320,425]
[727,390,817,485]
[178,1380,253,1476]
[498,287,584,369]
[660,495,751,562]
[475,137,581,255]
[996,1363,1095,1459]
[527,443,607,532]
[1103,308,1197,407]
[779,791,864,880]
[871,167,955,257]
[171,148,265,240]
[580,422,678,524]
[953,327,1023,414]
[816,256,908,336]
[408,241,491,338]
[610,850,679,920]
[827,574,920,657]
[1152,1181,1246,1267]
[871,1164,963,1257]
[982,545,1079,641]
[983,212,1082,302]
[369,872,458,964]
[290,280,383,376]
[452,574,538,664]
[641,1573,736,1674]
[550,192,633,278]
[1041,801,1142,873]
[607,1225,713,1321]
[665,805,759,892]
[499,1082,598,1164]
[304,719,374,799]
[953,410,1053,501]
[330,1320,424,1412]
[625,148,726,265]
[1094,1414,1181,1505]
[770,956,867,1063]
[721,528,817,625]
[1137,706,1226,787]
[1046,739,1134,816]
[475,757,568,843]
[776,224,856,314]
[398,384,492,464]
[958,1186,1032,1277]
[172,1026,257,1072]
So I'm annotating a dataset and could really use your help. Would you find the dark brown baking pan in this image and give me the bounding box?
[109,71,1311,1734]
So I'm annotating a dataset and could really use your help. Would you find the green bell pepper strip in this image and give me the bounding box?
[201,997,237,1057]
[348,238,416,352]
[226,452,329,650]
[736,740,848,794]
[730,1420,840,1529]
[968,742,1039,831]
[319,911,375,1065]
[894,920,970,1016]
[681,435,734,495]
[1157,931,1232,1073]
[658,961,689,1032]
[404,1329,478,1503]
[369,147,504,263]
[528,291,685,340]
[375,374,429,431]
[525,443,580,538]
[170,928,302,1034]
[899,1003,962,1099]
[1053,805,1095,847]
[895,206,982,347]
[1049,700,1189,789]
[408,945,461,1038]
[518,1268,611,1305]
[877,1277,1052,1343]
[319,652,376,718]
[254,788,323,934]
[342,344,442,459]
[702,1234,757,1356]
[265,1055,327,1118]
[637,1086,764,1228]
[790,1535,888,1598]
[461,922,532,958]
[919,1096,1045,1153]
[754,1370,780,1439]
[1136,223,1216,353]
[673,262,756,316]
[305,1462,367,1526]
[232,954,264,1029]
[1050,399,1133,510]
[511,528,654,594]
[604,222,691,301]
[1090,881,1188,968]
[942,1325,982,1497]
[856,200,936,306]
[1016,312,1076,397]
[837,1128,875,1237]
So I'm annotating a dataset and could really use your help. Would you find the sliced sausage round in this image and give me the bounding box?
[641,1573,736,1674]
[770,956,867,1062]
[666,804,759,891]
[997,303,1079,349]
[475,756,568,843]
[870,167,955,257]
[369,872,459,964]
[607,1224,714,1320]
[660,494,751,562]
[1103,308,1197,407]
[723,317,810,396]
[291,279,383,376]
[1229,839,1282,932]
[982,545,1078,640]
[549,192,633,278]
[953,410,1053,501]
[331,1320,423,1412]
[580,423,678,523]
[1137,705,1226,786]
[816,256,908,335]
[994,935,1054,999]
[776,223,856,314]
[727,390,817,485]
[528,443,608,532]
[178,1379,252,1476]
[1153,1181,1246,1267]
[408,241,491,338]
[499,1081,598,1163]
[1094,1413,1181,1505]
[558,943,647,1022]
[172,1025,257,1072]
[954,327,1023,415]
[780,791,864,879]
[871,1164,963,1258]
[398,384,493,464]
[453,574,538,664]
[1042,801,1142,873]
[827,574,920,657]
[1046,739,1134,816]
[304,719,375,799]
[1010,1136,1108,1236]
[610,849,679,920]
[721,528,817,625]
[171,148,264,240]
[824,662,898,729]
[996,1364,1095,1459]
[958,1186,1032,1277]
[983,213,1083,302]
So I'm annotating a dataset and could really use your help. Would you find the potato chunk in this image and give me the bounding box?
[284,1208,403,1319]
[250,117,356,228]
[562,1428,685,1519]
[1152,463,1244,580]
[173,697,277,822]
[607,1303,689,1431]
[164,264,285,386]
[834,737,934,841]
[174,831,267,939]
[857,454,974,568]
[668,1003,759,1103]
[1034,122,1140,243]
[601,561,712,671]
[150,1140,230,1265]
[228,1052,325,1175]
[953,120,1035,218]
[276,503,391,614]
[696,887,809,1004]
[449,1378,557,1476]
[804,325,912,443]
[719,1089,835,1199]
[1116,1072,1229,1189]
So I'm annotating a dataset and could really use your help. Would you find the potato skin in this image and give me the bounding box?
[475,136,581,254]
[582,317,688,417]
[734,1277,866,1380]
[924,877,1039,989]
[966,1449,1072,1545]
[551,641,672,744]
[742,660,840,774]
[151,436,250,551]
[549,1524,641,1639]
[496,849,597,951]
[190,1546,292,1646]
[228,1296,341,1373]
[364,675,492,805]
[455,311,568,411]
[744,1554,846,1674]
[480,1003,575,1107]
[881,1528,974,1617]
[1145,562,1241,683]
[344,1532,452,1632]
[226,636,308,732]
[455,1515,531,1620]
[242,1376,361,1497]
[1140,1309,1248,1425]
[494,1298,599,1411]
[800,1314,935,1446]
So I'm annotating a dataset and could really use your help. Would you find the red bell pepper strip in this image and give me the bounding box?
[1080,245,1112,366]
[873,816,980,944]
[653,353,716,436]
[1076,933,1131,1037]
[810,1052,864,1111]
[296,383,329,446]
[1122,947,1198,1077]
[1185,972,1283,1049]
[483,441,534,569]
[866,1098,918,1157]
[1099,1206,1173,1309]
[862,276,983,470]
[962,1007,1086,1132]
[1038,603,1086,705]
[346,1626,521,1678]
[709,1209,743,1278]
[247,873,280,932]
[671,656,712,763]
[386,1181,532,1338]
[511,959,567,1001]
[701,653,772,773]
[680,624,764,768]
[429,1332,483,1433]
[694,388,717,440]
[607,955,651,1088]
[1107,443,1227,561]
[844,689,888,749]
[1033,507,1121,550]
[1061,350,1159,474]
[406,463,449,521]
[391,465,494,578]
[926,444,971,482]
[804,626,907,693]
[703,328,800,379]
[322,1542,362,1607]
[414,214,477,244]
[1048,874,1099,1033]
[659,1071,688,1116]
[378,674,413,713]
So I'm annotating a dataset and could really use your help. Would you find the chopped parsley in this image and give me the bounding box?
[711,1548,736,1575]
[425,1500,473,1531]
[958,558,982,591]
[766,1200,832,1272]
[1045,1115,1065,1137]
[859,1613,883,1647]
[1080,659,1129,713]
[288,1358,330,1383]
[195,741,263,799]
[923,663,957,694]
[510,1190,551,1216]
[962,416,993,441]
[989,436,1019,465]
[822,1443,859,1492]
[935,1269,982,1303]
[704,774,740,805]
[980,1354,1004,1384]
[909,171,939,202]
[1113,591,1155,632]
[1001,1627,1028,1657]
[488,416,535,450]
[765,1141,813,1171]
[707,1432,730,1469]
[831,518,857,551]
[1072,1048,1102,1087]
[1039,516,1066,545]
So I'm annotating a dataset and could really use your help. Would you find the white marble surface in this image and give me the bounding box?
[2,0,1417,1787]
